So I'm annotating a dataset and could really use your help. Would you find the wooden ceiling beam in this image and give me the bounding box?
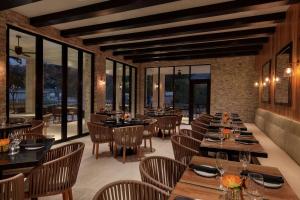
[83,12,283,45]
[30,0,179,27]
[0,0,41,11]
[126,45,262,60]
[132,50,259,63]
[113,37,269,56]
[100,27,275,51]
[61,0,286,37]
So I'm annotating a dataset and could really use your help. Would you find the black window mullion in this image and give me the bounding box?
[135,68,137,114]
[113,61,116,111]
[91,54,95,113]
[35,36,43,120]
[129,67,132,112]
[61,46,68,141]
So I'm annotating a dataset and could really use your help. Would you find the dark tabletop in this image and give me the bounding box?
[0,138,54,171]
[97,120,148,128]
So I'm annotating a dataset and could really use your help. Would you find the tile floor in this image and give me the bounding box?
[41,124,300,199]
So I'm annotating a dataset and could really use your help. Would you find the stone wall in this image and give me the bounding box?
[0,10,136,115]
[138,56,259,122]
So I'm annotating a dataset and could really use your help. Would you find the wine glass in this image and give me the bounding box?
[239,151,251,171]
[219,129,225,145]
[216,152,228,190]
[246,173,264,200]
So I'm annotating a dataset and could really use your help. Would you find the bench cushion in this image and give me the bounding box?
[255,108,300,165]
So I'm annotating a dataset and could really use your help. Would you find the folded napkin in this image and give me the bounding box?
[207,128,219,133]
[213,116,221,120]
[175,196,194,200]
[206,135,223,141]
[235,138,259,144]
[232,118,242,122]
[189,164,219,174]
[20,139,46,148]
[241,170,284,184]
[211,120,221,124]
[240,131,253,136]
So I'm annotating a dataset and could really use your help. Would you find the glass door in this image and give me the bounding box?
[67,47,79,138]
[189,80,211,123]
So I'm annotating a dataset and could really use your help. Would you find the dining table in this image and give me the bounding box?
[169,156,299,200]
[0,123,32,138]
[0,137,54,178]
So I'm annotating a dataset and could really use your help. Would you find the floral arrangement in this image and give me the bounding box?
[221,175,242,189]
[222,112,230,124]
[0,139,10,152]
[223,128,231,139]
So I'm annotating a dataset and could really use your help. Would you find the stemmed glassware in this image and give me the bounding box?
[216,152,228,190]
[239,151,251,171]
[8,132,22,155]
[246,173,264,200]
[219,128,225,145]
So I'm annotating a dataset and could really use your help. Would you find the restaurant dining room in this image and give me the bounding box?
[1,0,300,200]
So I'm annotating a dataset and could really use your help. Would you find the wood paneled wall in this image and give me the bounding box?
[255,3,300,121]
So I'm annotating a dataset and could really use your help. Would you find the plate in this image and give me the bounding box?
[193,165,218,178]
[25,146,44,150]
[206,138,220,142]
[253,178,283,189]
[237,141,254,145]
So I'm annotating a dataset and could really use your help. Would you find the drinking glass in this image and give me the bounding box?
[246,173,264,200]
[219,129,225,145]
[216,152,228,189]
[239,151,251,171]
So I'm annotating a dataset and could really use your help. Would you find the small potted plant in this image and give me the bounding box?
[0,139,10,153]
[221,175,242,200]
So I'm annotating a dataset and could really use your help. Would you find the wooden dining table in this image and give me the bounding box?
[169,156,299,200]
[0,137,54,178]
[200,135,268,159]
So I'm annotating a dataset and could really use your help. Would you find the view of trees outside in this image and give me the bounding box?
[145,65,211,122]
[9,29,36,115]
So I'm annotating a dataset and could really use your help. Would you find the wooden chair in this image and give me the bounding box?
[87,122,114,159]
[180,129,205,141]
[19,133,46,140]
[175,114,183,133]
[195,117,210,126]
[43,113,52,135]
[135,114,146,120]
[191,121,208,134]
[30,120,44,135]
[113,125,144,163]
[143,119,157,152]
[0,173,24,200]
[171,135,201,165]
[25,142,85,200]
[90,113,109,123]
[193,119,209,128]
[139,156,186,193]
[9,117,26,124]
[93,180,169,200]
[157,116,177,139]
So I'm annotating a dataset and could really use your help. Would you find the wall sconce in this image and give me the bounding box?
[273,77,280,83]
[154,83,159,89]
[254,82,259,87]
[284,67,292,77]
[119,84,123,89]
[98,78,105,87]
[262,82,267,87]
[264,77,270,83]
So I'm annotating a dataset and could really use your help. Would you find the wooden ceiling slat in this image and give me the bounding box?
[83,13,283,45]
[61,0,285,37]
[0,0,41,11]
[30,0,179,27]
[100,27,275,51]
[132,50,259,63]
[113,37,269,56]
[126,45,262,60]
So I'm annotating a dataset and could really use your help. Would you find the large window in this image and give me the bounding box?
[145,65,211,123]
[8,30,36,120]
[105,59,137,115]
[7,26,94,141]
